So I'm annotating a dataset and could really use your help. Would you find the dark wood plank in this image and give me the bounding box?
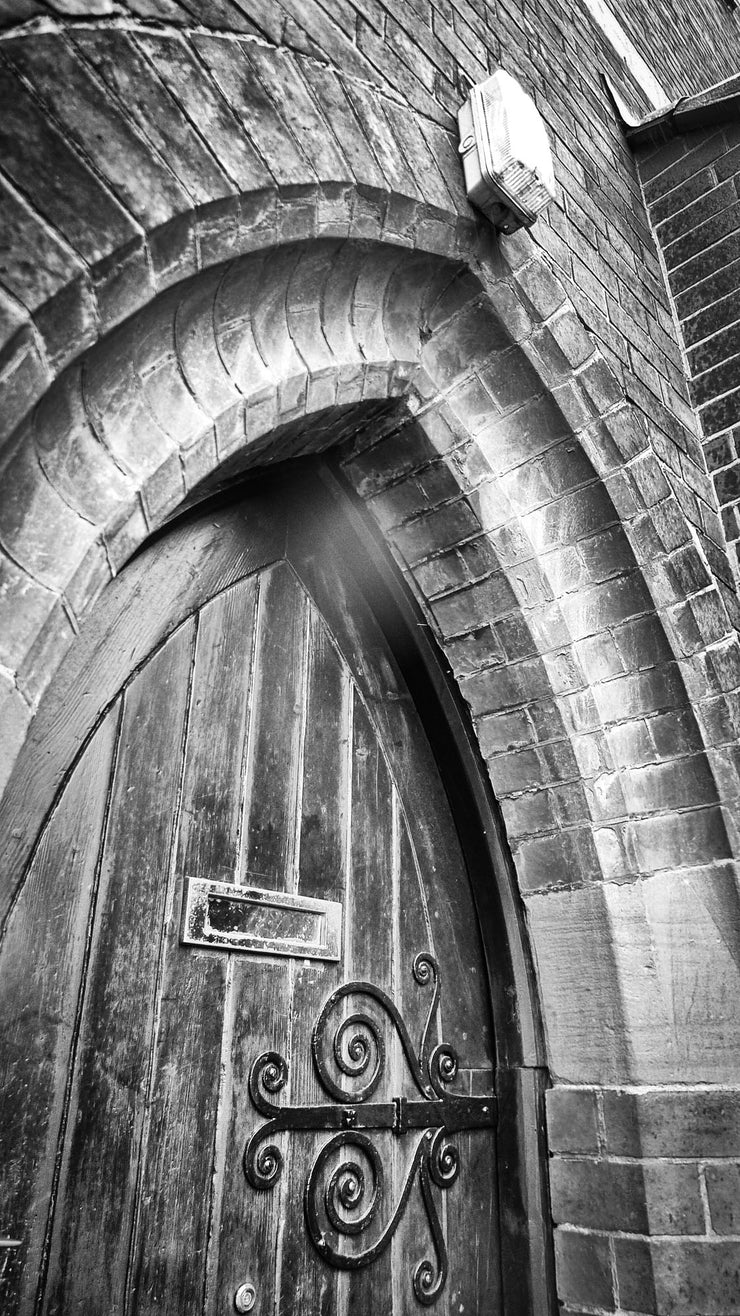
[212,563,308,1313]
[0,710,119,1314]
[42,621,195,1314]
[240,563,308,888]
[290,520,499,1315]
[177,577,260,884]
[396,809,436,1089]
[210,960,291,1314]
[341,694,395,1315]
[0,500,286,927]
[297,606,351,903]
[446,1088,500,1315]
[276,604,352,1316]
[129,579,260,1314]
[348,694,395,983]
[497,1067,553,1316]
[128,952,226,1315]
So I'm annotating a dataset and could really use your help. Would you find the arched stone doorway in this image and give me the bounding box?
[2,24,740,1314]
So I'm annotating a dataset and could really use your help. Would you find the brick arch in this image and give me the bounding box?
[2,229,740,1094]
[2,21,740,1100]
[0,19,480,452]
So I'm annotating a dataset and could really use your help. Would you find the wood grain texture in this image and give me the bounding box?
[0,501,285,927]
[241,563,308,888]
[211,564,307,1313]
[276,606,351,1316]
[178,577,260,884]
[210,958,290,1314]
[343,694,396,1312]
[0,711,119,1314]
[128,948,225,1314]
[391,809,439,1316]
[290,504,500,1313]
[297,603,351,904]
[129,580,260,1313]
[2,478,506,1316]
[42,621,194,1314]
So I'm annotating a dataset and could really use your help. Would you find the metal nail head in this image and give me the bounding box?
[234,1282,256,1313]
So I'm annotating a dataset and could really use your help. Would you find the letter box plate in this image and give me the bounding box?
[181,877,342,961]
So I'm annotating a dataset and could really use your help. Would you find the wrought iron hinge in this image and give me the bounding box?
[393,1094,408,1134]
[244,952,496,1305]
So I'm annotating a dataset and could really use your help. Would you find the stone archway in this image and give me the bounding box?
[3,227,740,1083]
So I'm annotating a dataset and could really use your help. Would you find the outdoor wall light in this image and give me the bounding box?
[458,68,557,233]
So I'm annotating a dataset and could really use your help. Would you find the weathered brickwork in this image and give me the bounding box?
[548,1085,740,1313]
[638,118,740,587]
[2,0,740,97]
[0,6,733,608]
[603,0,740,98]
[1,5,740,1314]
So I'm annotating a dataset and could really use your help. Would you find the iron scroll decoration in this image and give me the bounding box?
[244,952,497,1305]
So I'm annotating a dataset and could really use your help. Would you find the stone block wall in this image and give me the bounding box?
[548,1086,740,1314]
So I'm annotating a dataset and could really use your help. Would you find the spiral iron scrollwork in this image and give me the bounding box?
[244,952,496,1305]
[307,1130,384,1246]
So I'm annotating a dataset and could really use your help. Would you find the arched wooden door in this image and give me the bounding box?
[0,469,511,1316]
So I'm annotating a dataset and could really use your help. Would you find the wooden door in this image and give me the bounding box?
[0,472,502,1315]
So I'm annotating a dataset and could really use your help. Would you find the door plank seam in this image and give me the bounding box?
[32,695,125,1316]
[122,616,200,1315]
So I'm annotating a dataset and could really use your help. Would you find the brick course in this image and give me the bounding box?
[548,1083,740,1314]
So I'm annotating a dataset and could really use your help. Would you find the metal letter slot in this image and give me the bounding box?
[181,877,342,961]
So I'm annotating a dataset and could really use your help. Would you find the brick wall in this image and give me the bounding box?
[638,122,740,579]
[2,0,740,97]
[603,0,740,97]
[549,1085,740,1313]
[2,4,740,1315]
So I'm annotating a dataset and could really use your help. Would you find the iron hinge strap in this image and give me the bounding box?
[391,1093,497,1135]
[244,952,498,1306]
[242,1092,497,1138]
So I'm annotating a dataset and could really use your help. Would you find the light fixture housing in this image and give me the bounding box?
[458,69,557,234]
